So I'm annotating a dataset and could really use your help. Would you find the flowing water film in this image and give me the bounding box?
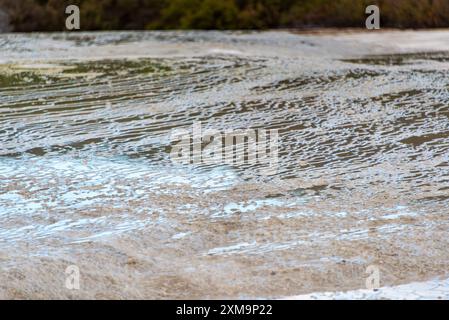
[0,30,449,299]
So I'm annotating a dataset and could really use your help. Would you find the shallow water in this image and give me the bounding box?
[0,31,448,299]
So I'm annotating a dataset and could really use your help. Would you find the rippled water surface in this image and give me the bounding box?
[0,31,448,299]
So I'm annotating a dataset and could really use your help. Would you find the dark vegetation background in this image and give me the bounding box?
[1,0,449,32]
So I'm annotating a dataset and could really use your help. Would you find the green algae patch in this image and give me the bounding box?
[343,51,449,66]
[0,63,77,89]
[61,59,172,78]
[0,72,47,87]
[0,59,172,89]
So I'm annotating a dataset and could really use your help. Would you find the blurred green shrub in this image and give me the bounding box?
[1,0,449,31]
